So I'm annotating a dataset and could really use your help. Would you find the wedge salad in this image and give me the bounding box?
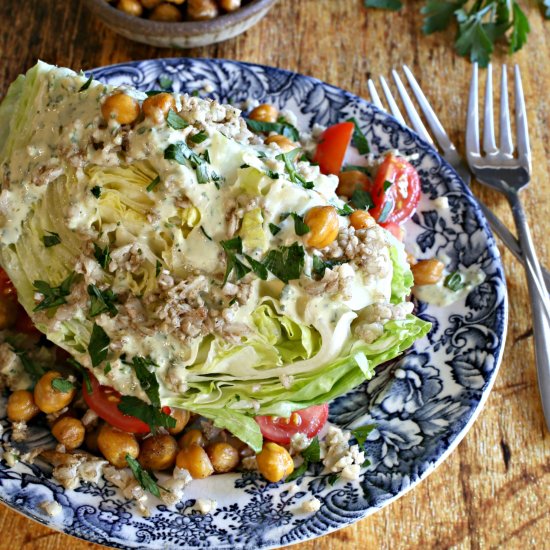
[0,62,431,507]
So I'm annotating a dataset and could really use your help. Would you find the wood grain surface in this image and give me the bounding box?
[0,1,549,548]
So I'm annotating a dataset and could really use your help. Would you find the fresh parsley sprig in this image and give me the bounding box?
[286,437,322,482]
[118,395,176,432]
[127,355,161,408]
[88,284,118,317]
[126,454,161,498]
[365,0,540,67]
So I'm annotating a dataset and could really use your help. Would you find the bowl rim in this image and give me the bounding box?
[83,0,278,34]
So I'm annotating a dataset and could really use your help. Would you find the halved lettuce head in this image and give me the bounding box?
[0,62,431,452]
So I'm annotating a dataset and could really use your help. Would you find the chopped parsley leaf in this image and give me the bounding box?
[333,203,354,216]
[158,75,173,90]
[245,118,300,141]
[327,473,340,486]
[444,271,466,292]
[33,272,76,312]
[78,74,93,92]
[91,185,102,198]
[383,180,393,192]
[269,223,281,236]
[155,260,162,277]
[17,351,46,382]
[244,254,268,280]
[301,437,321,463]
[118,396,176,432]
[93,243,111,270]
[200,227,212,241]
[128,356,161,408]
[51,377,75,393]
[351,188,374,210]
[346,116,370,154]
[277,150,313,189]
[126,454,161,498]
[221,237,250,283]
[42,231,61,248]
[88,323,110,367]
[146,175,160,192]
[285,460,308,482]
[312,256,346,279]
[283,212,310,236]
[104,363,112,375]
[351,424,376,447]
[164,141,203,168]
[88,284,118,317]
[263,242,305,283]
[190,131,208,143]
[145,90,163,97]
[166,109,189,130]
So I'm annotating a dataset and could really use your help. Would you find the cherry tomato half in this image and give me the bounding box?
[369,154,421,225]
[0,268,16,298]
[255,403,329,445]
[313,122,355,176]
[82,372,150,434]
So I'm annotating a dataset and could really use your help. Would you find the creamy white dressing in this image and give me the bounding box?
[413,267,485,307]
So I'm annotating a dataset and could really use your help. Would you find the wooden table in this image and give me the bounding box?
[0,1,549,548]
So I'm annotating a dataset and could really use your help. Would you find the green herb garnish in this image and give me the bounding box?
[17,351,46,382]
[78,74,93,92]
[166,109,189,130]
[93,243,111,270]
[104,363,112,375]
[128,356,161,407]
[334,203,354,216]
[351,188,374,210]
[118,396,176,432]
[126,454,161,498]
[91,185,101,198]
[88,323,110,367]
[277,150,313,189]
[269,223,281,236]
[263,242,305,283]
[312,256,346,279]
[341,164,371,176]
[200,227,212,241]
[244,254,268,281]
[245,118,299,141]
[327,473,340,486]
[67,358,92,394]
[42,231,61,248]
[302,437,321,463]
[51,377,75,393]
[221,237,250,284]
[285,460,309,483]
[33,272,76,312]
[159,76,173,90]
[351,424,376,447]
[346,117,370,155]
[444,271,466,291]
[383,180,393,192]
[155,259,162,277]
[190,131,208,143]
[164,141,203,168]
[88,284,118,317]
[146,175,160,192]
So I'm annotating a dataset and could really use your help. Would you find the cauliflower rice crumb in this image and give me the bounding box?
[301,497,321,513]
[39,500,62,517]
[196,498,217,514]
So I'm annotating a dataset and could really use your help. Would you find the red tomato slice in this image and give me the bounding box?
[369,154,421,225]
[0,268,16,298]
[313,122,355,176]
[83,372,150,434]
[255,404,329,445]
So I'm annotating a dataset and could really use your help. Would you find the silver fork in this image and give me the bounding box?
[466,63,550,431]
[367,68,550,294]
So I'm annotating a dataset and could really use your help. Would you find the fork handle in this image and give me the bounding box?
[479,201,550,294]
[509,196,550,432]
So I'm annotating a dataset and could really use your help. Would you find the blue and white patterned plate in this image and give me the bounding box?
[0,58,507,548]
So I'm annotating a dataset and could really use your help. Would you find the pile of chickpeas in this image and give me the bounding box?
[6,368,295,483]
[109,0,247,22]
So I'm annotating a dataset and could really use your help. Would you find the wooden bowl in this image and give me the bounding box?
[82,0,278,48]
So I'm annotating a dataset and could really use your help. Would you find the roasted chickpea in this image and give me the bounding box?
[219,0,241,10]
[117,0,143,17]
[304,206,339,249]
[97,424,139,468]
[349,209,375,230]
[249,103,278,124]
[7,390,40,422]
[187,0,218,20]
[34,371,76,414]
[139,434,178,471]
[141,0,163,8]
[337,170,370,197]
[178,428,205,448]
[256,442,294,483]
[265,134,297,153]
[176,444,214,478]
[149,3,183,21]
[411,259,445,286]
[142,92,176,124]
[52,417,85,450]
[206,442,240,473]
[168,408,191,435]
[101,93,141,125]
